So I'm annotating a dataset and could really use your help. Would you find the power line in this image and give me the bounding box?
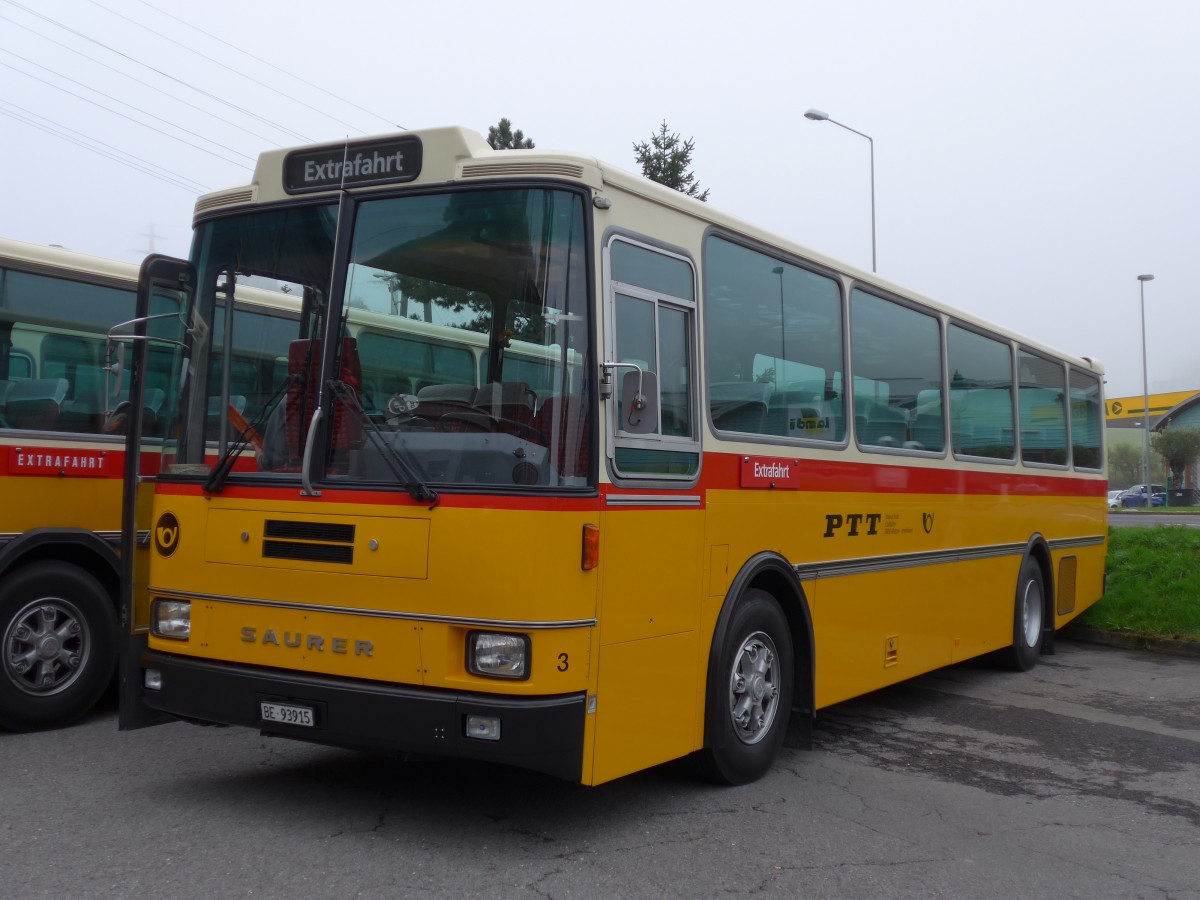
[0,11,290,148]
[0,0,313,142]
[0,100,208,193]
[88,0,378,136]
[133,0,405,131]
[1,59,255,169]
[0,47,256,164]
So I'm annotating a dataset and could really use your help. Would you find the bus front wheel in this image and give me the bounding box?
[696,589,794,785]
[1002,558,1046,672]
[0,562,117,731]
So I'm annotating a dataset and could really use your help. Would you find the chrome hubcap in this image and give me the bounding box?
[4,598,89,696]
[1020,579,1043,648]
[729,631,781,745]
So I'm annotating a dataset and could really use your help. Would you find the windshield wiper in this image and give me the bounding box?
[331,381,440,508]
[203,376,294,495]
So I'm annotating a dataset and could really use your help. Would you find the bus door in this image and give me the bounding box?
[592,238,705,783]
[116,256,192,730]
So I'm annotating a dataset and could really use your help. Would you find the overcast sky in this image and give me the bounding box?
[2,0,1196,400]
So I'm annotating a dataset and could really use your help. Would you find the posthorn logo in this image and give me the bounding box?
[154,512,180,556]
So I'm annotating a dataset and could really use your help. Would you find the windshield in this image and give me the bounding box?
[164,187,592,490]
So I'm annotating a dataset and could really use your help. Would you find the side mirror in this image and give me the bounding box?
[620,369,659,434]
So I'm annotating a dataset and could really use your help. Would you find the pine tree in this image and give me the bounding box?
[487,118,535,150]
[633,120,709,201]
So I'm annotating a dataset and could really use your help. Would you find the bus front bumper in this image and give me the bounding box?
[139,651,586,782]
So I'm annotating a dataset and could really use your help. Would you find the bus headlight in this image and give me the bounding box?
[467,631,529,680]
[151,599,191,640]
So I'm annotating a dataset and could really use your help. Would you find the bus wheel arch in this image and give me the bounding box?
[697,553,814,784]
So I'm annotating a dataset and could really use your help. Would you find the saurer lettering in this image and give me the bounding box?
[241,627,373,657]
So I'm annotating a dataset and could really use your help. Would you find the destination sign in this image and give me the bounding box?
[7,447,111,478]
[739,455,802,490]
[283,136,423,193]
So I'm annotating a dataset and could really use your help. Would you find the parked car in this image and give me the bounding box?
[1107,489,1126,510]
[1119,484,1166,508]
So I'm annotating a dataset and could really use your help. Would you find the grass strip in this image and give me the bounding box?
[1080,525,1200,641]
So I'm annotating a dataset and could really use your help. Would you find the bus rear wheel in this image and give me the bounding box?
[1001,558,1046,672]
[0,562,117,731]
[696,589,794,785]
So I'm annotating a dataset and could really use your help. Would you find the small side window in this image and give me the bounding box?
[607,239,699,479]
[1069,369,1103,470]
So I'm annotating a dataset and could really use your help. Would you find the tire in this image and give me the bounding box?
[696,589,794,785]
[1001,557,1046,672]
[0,562,117,731]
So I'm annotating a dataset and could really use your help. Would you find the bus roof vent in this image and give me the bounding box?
[193,186,258,217]
[460,161,586,180]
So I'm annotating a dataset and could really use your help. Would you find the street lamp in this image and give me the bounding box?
[1138,273,1155,506]
[804,108,876,273]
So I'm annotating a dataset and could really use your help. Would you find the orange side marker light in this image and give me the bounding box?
[581,523,600,571]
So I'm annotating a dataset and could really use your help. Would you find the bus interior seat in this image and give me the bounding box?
[710,382,770,433]
[412,383,477,422]
[912,413,945,451]
[4,378,69,431]
[474,381,538,438]
[58,365,110,433]
[475,381,536,415]
[765,388,820,437]
[858,402,908,447]
[712,400,767,433]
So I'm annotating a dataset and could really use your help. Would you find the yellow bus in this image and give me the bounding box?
[0,237,164,730]
[120,128,1107,785]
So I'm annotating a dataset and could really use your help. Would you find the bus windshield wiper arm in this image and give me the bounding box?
[203,376,293,495]
[331,381,439,508]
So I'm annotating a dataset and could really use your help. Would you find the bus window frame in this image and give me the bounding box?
[847,283,949,459]
[1068,365,1105,473]
[602,231,701,487]
[700,229,851,451]
[946,318,1020,467]
[1016,345,1071,471]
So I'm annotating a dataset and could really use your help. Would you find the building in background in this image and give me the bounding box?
[1106,389,1200,501]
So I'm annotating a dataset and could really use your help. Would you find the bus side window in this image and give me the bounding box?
[607,239,699,480]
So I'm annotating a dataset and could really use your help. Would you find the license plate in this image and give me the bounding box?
[259,701,314,727]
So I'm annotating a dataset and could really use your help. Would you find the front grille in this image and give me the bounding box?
[262,519,355,564]
[263,540,354,564]
[265,520,355,543]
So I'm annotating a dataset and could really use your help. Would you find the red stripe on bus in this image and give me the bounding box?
[697,453,1107,497]
[151,449,1104,508]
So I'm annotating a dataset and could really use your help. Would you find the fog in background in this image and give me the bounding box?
[2,0,1196,399]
